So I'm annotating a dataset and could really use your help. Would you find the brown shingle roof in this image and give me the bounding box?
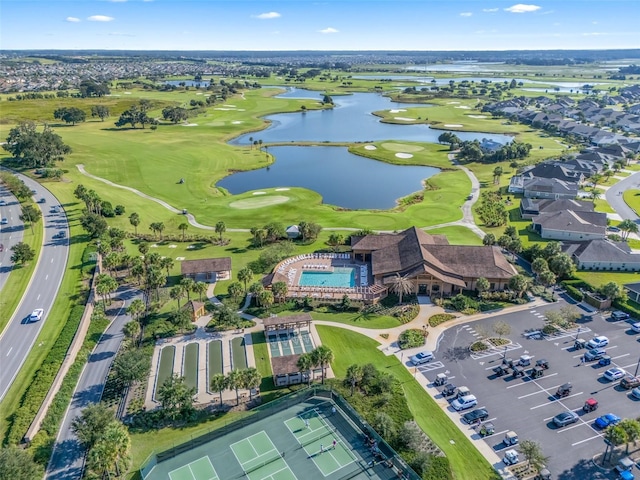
[180,257,231,276]
[426,245,517,279]
[271,354,302,376]
[263,314,312,328]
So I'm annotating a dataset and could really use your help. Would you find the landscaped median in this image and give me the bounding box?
[317,325,500,480]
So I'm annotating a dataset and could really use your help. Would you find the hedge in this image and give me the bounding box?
[398,329,426,350]
[428,313,456,328]
[612,298,640,319]
[564,284,584,302]
[6,304,85,445]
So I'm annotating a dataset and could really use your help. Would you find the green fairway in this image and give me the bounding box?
[317,325,499,480]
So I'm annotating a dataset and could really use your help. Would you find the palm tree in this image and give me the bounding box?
[156,222,165,240]
[96,273,118,311]
[237,267,254,294]
[297,353,315,386]
[178,222,189,241]
[170,285,185,309]
[228,281,244,302]
[312,346,334,384]
[241,368,262,400]
[215,221,226,242]
[493,166,503,185]
[193,281,207,301]
[618,219,639,240]
[123,321,140,343]
[248,136,253,149]
[618,419,640,454]
[258,290,274,310]
[590,173,603,188]
[210,374,227,405]
[590,188,602,202]
[129,212,140,235]
[345,364,363,395]
[272,281,288,303]
[160,256,174,277]
[390,273,413,305]
[603,425,628,465]
[227,369,244,405]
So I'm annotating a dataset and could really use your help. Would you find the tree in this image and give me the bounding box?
[482,233,496,246]
[476,277,490,298]
[241,367,262,400]
[161,106,189,124]
[228,281,244,302]
[272,281,288,303]
[250,227,267,247]
[80,212,108,238]
[53,106,86,125]
[0,445,45,480]
[297,353,315,386]
[149,222,165,240]
[390,274,413,305]
[371,412,396,440]
[531,257,549,276]
[157,374,196,419]
[519,439,548,472]
[129,212,141,235]
[327,233,344,252]
[126,298,146,325]
[160,256,174,277]
[96,273,118,311]
[542,241,561,260]
[10,242,35,265]
[112,349,150,386]
[180,277,195,301]
[71,403,115,449]
[603,425,629,465]
[590,173,603,188]
[538,269,556,293]
[590,188,602,202]
[618,419,640,454]
[618,219,639,240]
[508,274,530,298]
[114,104,151,129]
[210,374,227,404]
[312,345,334,384]
[79,80,110,98]
[215,221,226,242]
[238,267,254,293]
[85,420,130,479]
[91,105,110,122]
[493,166,503,185]
[548,253,576,279]
[18,204,42,235]
[122,320,140,343]
[3,122,72,167]
[493,321,511,339]
[345,364,363,395]
[170,285,186,309]
[598,281,627,302]
[227,369,244,406]
[258,290,274,309]
[193,281,207,302]
[178,222,189,241]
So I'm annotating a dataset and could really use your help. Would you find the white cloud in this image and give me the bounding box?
[504,4,541,13]
[482,8,499,12]
[88,15,114,22]
[253,12,281,20]
[319,27,338,34]
[460,12,472,17]
[582,32,607,36]
[108,32,135,37]
[66,16,81,22]
[107,0,128,2]
[592,21,598,25]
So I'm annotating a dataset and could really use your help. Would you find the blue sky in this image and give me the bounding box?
[1,0,639,51]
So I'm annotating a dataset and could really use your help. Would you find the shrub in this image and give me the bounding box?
[612,298,640,319]
[470,341,488,352]
[448,294,479,313]
[398,329,426,350]
[564,284,583,302]
[542,324,559,335]
[114,205,126,215]
[428,313,456,328]
[394,304,419,324]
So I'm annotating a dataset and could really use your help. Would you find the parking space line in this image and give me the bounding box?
[518,385,562,399]
[572,433,604,446]
[611,353,630,361]
[530,391,583,410]
[556,422,590,433]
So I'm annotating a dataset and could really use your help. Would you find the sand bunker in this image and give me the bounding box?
[381,143,424,153]
[389,109,407,113]
[214,108,234,111]
[275,188,290,191]
[364,145,377,150]
[252,191,267,195]
[455,106,471,109]
[446,101,460,104]
[176,257,185,261]
[206,121,225,126]
[231,121,243,124]
[124,92,131,95]
[196,93,203,95]
[182,123,198,127]
[395,153,414,159]
[467,115,487,119]
[168,245,177,249]
[394,117,415,121]
[444,124,463,128]
[223,104,236,107]
[230,195,290,209]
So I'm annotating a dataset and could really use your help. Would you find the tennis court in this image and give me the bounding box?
[141,390,416,480]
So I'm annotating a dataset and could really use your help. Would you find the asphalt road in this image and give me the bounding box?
[46,287,138,480]
[0,186,24,293]
[605,170,640,222]
[0,173,70,402]
[429,296,640,480]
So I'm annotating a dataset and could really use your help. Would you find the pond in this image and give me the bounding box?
[217,146,439,210]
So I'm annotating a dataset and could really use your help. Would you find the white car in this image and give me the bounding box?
[410,351,434,365]
[503,449,519,466]
[29,308,44,322]
[451,394,477,411]
[0,218,7,225]
[603,367,625,382]
[586,336,609,349]
[630,322,640,333]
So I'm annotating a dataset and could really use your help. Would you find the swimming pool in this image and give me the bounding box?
[299,267,356,288]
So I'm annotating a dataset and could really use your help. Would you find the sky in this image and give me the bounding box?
[1,0,639,51]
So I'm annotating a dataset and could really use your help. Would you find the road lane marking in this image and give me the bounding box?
[37,294,41,300]
[530,391,583,409]
[6,347,12,356]
[45,275,48,280]
[51,258,54,263]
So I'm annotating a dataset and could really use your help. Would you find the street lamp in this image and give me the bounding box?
[503,344,508,359]
[575,326,582,341]
[634,356,640,378]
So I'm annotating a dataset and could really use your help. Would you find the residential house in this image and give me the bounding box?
[531,210,607,241]
[520,198,594,220]
[522,177,579,200]
[623,282,640,303]
[562,240,640,271]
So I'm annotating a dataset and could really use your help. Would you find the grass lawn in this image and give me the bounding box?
[623,189,640,216]
[594,198,616,214]
[277,309,402,329]
[574,271,640,288]
[317,325,499,480]
[426,225,483,245]
[0,218,43,333]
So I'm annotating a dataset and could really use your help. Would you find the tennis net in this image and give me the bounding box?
[300,428,336,448]
[243,450,282,475]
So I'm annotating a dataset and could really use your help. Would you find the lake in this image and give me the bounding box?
[217,146,440,210]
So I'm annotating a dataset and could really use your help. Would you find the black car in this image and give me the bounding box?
[463,408,489,424]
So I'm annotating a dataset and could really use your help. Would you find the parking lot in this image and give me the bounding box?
[423,298,640,480]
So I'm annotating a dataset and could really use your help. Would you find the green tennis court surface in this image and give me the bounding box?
[231,431,297,479]
[168,457,218,480]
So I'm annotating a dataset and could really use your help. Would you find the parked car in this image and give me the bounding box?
[607,226,621,232]
[604,367,626,382]
[0,199,6,206]
[0,218,7,225]
[452,394,478,411]
[630,322,640,333]
[631,387,640,400]
[587,336,609,349]
[38,197,46,203]
[462,408,489,424]
[553,411,579,427]
[0,243,4,252]
[611,311,630,321]
[620,375,640,390]
[585,348,607,361]
[29,308,44,322]
[410,351,434,365]
[503,449,519,466]
[595,413,621,429]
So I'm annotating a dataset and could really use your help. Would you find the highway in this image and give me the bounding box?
[0,185,24,293]
[0,173,70,402]
[46,288,137,480]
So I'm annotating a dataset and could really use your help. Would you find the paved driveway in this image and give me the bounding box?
[427,298,640,480]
